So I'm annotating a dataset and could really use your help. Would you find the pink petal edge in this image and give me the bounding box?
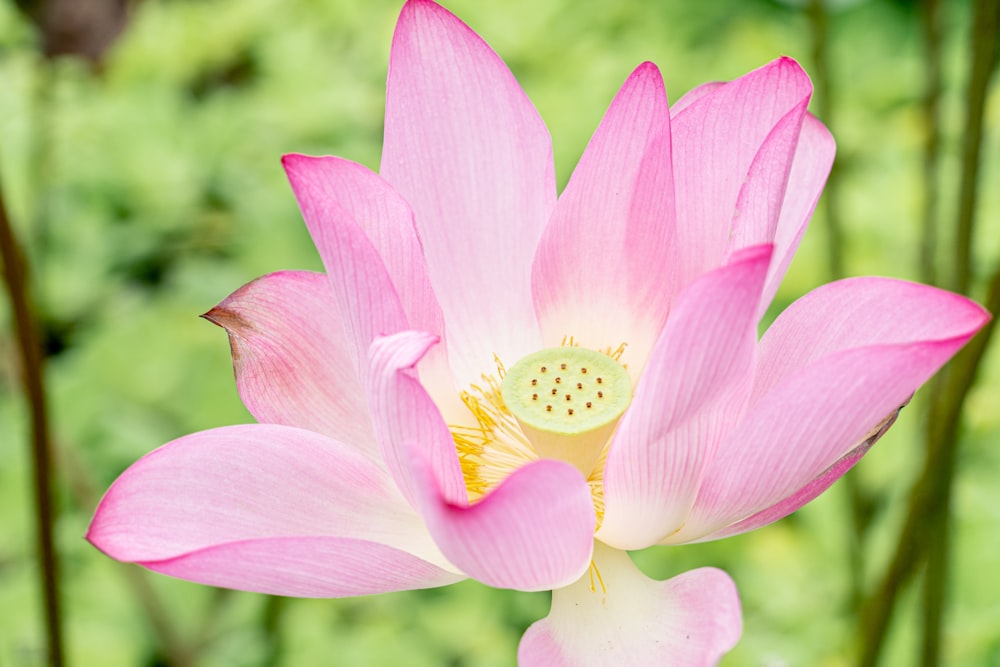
[87,424,458,593]
[518,542,741,666]
[532,61,675,375]
[406,444,596,592]
[204,270,376,452]
[381,0,554,386]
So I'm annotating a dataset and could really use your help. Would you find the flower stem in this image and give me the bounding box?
[0,164,64,665]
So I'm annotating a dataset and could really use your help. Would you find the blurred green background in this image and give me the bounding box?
[1,0,998,665]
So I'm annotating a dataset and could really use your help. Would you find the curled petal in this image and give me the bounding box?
[87,424,459,594]
[381,0,554,385]
[204,270,375,451]
[533,62,675,374]
[519,542,741,666]
[407,446,596,592]
[368,331,595,590]
[367,330,468,509]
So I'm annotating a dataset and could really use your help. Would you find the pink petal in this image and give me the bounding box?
[532,62,676,373]
[281,155,411,380]
[598,246,771,550]
[519,542,741,666]
[669,81,723,117]
[406,445,596,592]
[753,278,990,403]
[671,57,812,290]
[87,424,460,594]
[204,271,376,451]
[366,330,468,510]
[140,537,461,598]
[726,100,809,254]
[701,406,900,541]
[282,154,444,343]
[380,0,555,385]
[756,114,836,317]
[673,279,989,542]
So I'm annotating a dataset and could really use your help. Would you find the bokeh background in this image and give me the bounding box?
[1,0,998,665]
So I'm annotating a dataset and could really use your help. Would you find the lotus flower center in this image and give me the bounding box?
[500,347,632,475]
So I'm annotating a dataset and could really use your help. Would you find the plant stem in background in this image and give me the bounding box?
[807,0,846,280]
[860,1,999,663]
[0,172,64,665]
[921,1,999,664]
[952,0,999,295]
[60,443,198,667]
[919,0,943,286]
[807,0,871,614]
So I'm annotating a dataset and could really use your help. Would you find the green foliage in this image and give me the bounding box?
[1,0,998,665]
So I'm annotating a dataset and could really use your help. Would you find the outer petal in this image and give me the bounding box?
[518,542,741,666]
[756,115,836,317]
[532,62,675,374]
[380,0,555,386]
[204,271,376,451]
[87,424,460,595]
[700,405,901,541]
[752,278,989,403]
[142,537,460,598]
[673,279,989,542]
[598,246,770,549]
[368,330,596,591]
[671,57,812,289]
[282,155,444,343]
[282,155,410,380]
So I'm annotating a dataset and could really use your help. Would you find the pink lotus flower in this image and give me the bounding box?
[88,1,988,664]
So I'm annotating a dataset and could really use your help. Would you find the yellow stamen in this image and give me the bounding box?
[447,342,629,527]
[588,559,608,603]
